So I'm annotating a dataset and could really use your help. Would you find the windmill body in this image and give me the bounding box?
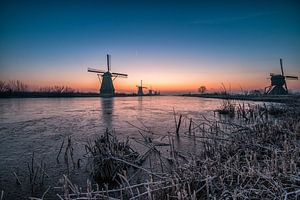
[148,89,153,95]
[88,54,128,97]
[268,74,287,95]
[136,80,147,96]
[100,72,115,95]
[265,59,298,95]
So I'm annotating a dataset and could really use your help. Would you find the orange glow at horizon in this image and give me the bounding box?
[20,72,299,94]
[2,59,299,94]
[6,74,299,94]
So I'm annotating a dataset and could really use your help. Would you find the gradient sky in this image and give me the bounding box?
[0,0,299,93]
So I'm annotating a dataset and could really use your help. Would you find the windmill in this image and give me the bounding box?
[88,54,128,97]
[265,59,298,95]
[148,86,153,95]
[136,80,147,96]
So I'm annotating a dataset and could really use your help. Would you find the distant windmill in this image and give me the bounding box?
[136,80,147,96]
[88,54,128,97]
[265,59,298,95]
[148,86,153,95]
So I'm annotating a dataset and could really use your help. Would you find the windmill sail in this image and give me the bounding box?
[107,54,111,71]
[87,68,105,74]
[280,58,284,76]
[112,72,128,77]
[285,76,298,80]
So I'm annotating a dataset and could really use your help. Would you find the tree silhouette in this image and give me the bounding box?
[198,86,207,93]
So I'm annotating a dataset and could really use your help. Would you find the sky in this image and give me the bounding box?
[0,0,299,93]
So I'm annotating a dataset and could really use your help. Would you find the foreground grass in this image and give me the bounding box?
[27,100,300,200]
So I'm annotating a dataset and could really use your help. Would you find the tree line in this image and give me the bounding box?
[0,80,97,98]
[0,80,75,93]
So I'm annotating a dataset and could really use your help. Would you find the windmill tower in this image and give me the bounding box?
[136,80,147,96]
[265,59,298,95]
[88,54,128,97]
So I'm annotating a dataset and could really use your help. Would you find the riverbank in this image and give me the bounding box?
[182,93,300,103]
[0,92,162,98]
[0,92,100,98]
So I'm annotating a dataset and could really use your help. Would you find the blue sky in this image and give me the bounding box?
[0,0,299,92]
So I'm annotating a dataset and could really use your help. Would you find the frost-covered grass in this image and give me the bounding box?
[31,100,300,199]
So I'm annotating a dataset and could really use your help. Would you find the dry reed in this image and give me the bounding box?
[53,101,300,199]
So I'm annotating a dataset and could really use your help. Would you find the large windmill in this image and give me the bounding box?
[88,54,128,97]
[136,80,147,96]
[265,59,298,95]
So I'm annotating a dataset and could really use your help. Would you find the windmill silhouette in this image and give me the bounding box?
[148,86,153,95]
[136,80,147,96]
[88,54,128,97]
[265,59,298,95]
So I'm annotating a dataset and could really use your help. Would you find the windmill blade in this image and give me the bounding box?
[280,58,289,92]
[107,54,111,71]
[280,58,284,76]
[285,75,298,80]
[87,67,105,74]
[136,86,147,89]
[111,72,128,78]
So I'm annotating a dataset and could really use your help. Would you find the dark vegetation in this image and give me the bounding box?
[215,99,236,117]
[0,80,99,98]
[85,130,140,184]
